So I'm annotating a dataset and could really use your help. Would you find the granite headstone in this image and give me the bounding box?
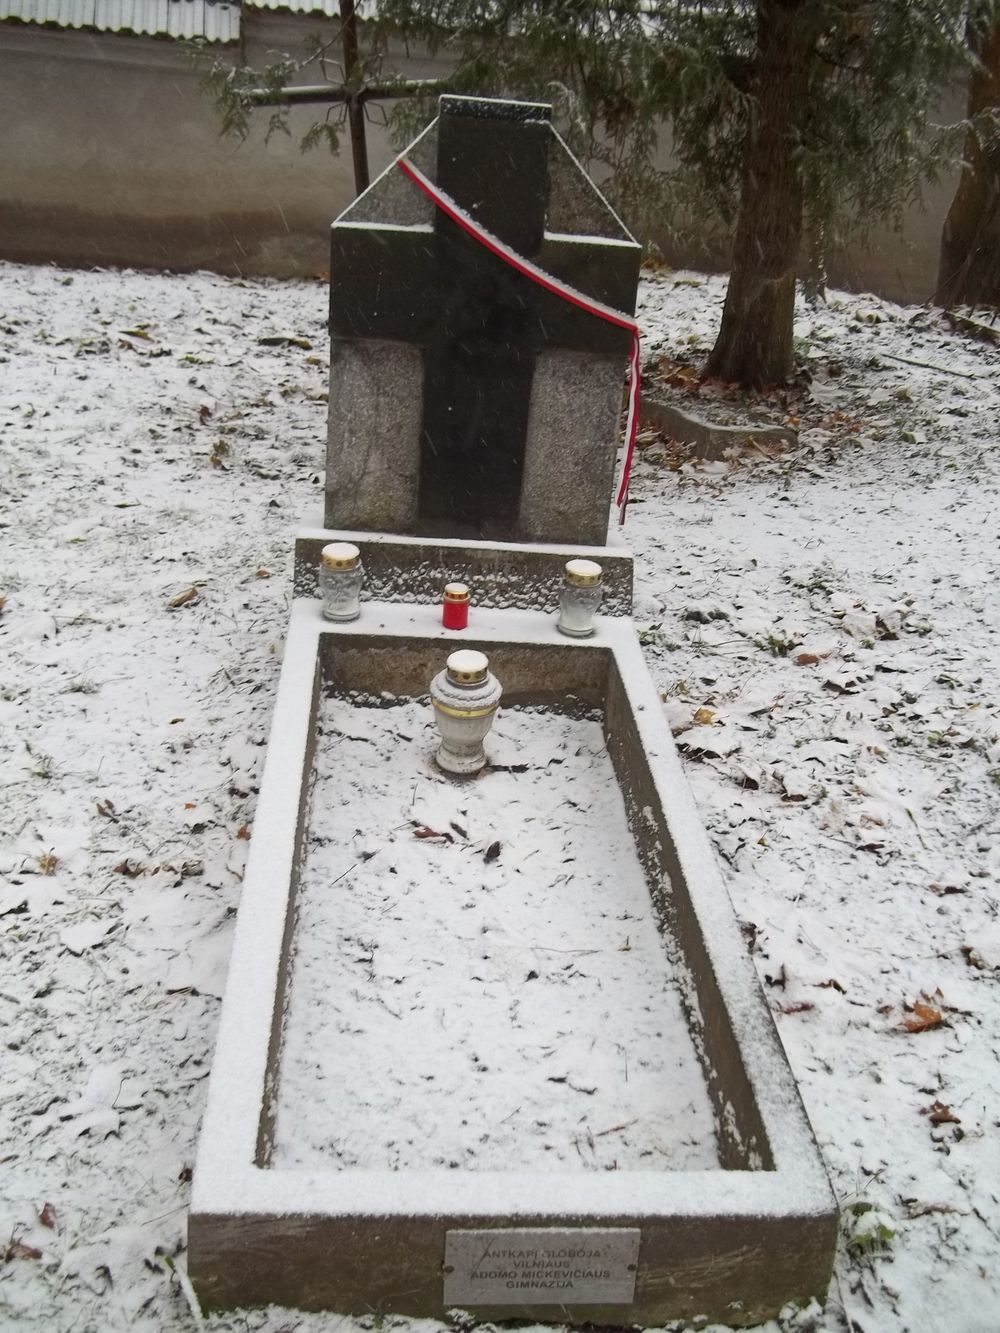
[326,94,641,545]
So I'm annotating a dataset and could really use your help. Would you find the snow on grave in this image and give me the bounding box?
[189,95,836,1328]
[271,696,718,1175]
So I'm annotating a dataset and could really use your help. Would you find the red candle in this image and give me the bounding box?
[442,582,470,629]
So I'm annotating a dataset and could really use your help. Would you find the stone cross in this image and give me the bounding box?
[327,95,641,546]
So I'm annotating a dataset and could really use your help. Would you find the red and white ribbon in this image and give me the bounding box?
[398,156,641,524]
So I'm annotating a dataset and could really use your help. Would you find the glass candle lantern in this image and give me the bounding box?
[442,582,470,630]
[557,558,603,638]
[430,649,502,775]
[319,542,363,622]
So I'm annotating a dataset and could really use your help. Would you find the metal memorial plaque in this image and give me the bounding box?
[443,1227,641,1306]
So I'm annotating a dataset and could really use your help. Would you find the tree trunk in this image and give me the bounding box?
[936,21,1000,308]
[705,2,817,387]
[340,0,370,194]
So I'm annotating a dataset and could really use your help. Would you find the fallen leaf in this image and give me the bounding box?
[236,825,251,841]
[692,706,716,725]
[921,1100,960,1126]
[257,334,313,350]
[484,840,502,863]
[904,1200,964,1219]
[962,944,991,969]
[96,799,117,820]
[198,405,212,423]
[412,825,452,842]
[657,359,700,391]
[903,1001,944,1033]
[167,586,198,610]
[38,1202,56,1229]
[824,670,862,694]
[0,890,28,917]
[795,651,825,666]
[0,594,7,614]
[255,567,271,579]
[113,859,146,878]
[777,1001,815,1014]
[814,978,845,993]
[740,920,761,953]
[4,1240,42,1261]
[675,726,740,758]
[38,851,59,876]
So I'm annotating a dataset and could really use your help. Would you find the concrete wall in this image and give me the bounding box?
[0,18,959,301]
[0,18,433,276]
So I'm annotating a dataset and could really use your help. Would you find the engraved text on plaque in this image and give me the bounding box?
[443,1227,641,1305]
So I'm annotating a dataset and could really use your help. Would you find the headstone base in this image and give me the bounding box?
[293,517,635,615]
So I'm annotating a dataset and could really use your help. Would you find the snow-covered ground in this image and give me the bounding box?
[1,260,998,1333]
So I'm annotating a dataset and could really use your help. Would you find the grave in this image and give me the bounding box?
[189,95,837,1327]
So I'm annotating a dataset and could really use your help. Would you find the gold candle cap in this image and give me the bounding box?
[565,558,603,587]
[446,648,489,685]
[443,582,470,603]
[321,541,361,570]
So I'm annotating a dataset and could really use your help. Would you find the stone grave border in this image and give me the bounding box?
[189,598,837,1327]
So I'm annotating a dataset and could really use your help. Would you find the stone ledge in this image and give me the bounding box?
[641,393,799,459]
[294,520,635,616]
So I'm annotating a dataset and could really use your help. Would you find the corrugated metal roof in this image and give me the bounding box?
[0,0,240,41]
[245,0,346,15]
